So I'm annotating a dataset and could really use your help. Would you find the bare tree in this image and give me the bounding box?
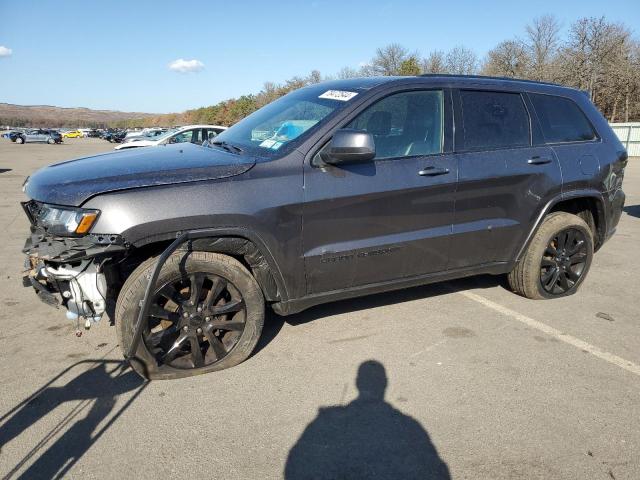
[358,63,376,77]
[525,14,561,81]
[559,17,632,108]
[371,43,410,76]
[607,38,640,122]
[482,40,530,77]
[337,66,360,79]
[445,46,478,75]
[623,41,640,121]
[421,50,446,74]
[307,70,323,84]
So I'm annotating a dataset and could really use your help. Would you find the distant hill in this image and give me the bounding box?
[0,103,157,128]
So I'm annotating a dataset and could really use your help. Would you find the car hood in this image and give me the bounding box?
[116,140,156,149]
[25,143,256,206]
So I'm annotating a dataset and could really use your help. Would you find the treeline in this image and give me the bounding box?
[117,15,638,128]
[111,73,324,129]
[0,116,112,128]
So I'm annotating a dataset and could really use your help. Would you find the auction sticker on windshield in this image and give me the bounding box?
[318,90,358,101]
[259,139,277,148]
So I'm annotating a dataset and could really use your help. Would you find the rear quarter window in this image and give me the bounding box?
[529,93,597,143]
[459,90,530,151]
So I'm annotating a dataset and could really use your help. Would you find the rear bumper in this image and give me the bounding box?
[603,188,625,245]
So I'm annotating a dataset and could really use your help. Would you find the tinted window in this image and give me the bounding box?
[530,93,597,143]
[346,90,443,159]
[203,128,219,142]
[460,90,530,150]
[172,129,199,144]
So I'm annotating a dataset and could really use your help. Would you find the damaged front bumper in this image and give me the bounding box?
[22,227,127,327]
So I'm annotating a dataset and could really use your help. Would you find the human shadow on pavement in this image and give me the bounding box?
[284,360,450,480]
[623,204,640,218]
[0,360,146,480]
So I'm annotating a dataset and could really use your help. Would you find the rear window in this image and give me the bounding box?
[530,93,597,143]
[460,90,530,150]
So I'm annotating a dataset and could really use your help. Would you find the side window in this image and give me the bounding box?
[460,90,530,150]
[345,90,444,159]
[529,93,597,143]
[203,128,219,143]
[172,129,194,143]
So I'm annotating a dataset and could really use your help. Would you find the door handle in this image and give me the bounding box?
[527,156,552,165]
[418,166,450,177]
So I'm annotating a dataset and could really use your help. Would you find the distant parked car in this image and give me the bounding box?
[13,129,62,144]
[8,131,25,142]
[114,125,226,150]
[110,130,127,143]
[120,128,168,145]
[2,130,18,139]
[123,127,166,141]
[85,129,102,138]
[62,130,83,139]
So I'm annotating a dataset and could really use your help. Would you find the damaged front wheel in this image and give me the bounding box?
[116,251,264,380]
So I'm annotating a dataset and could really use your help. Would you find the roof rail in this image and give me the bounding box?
[417,73,564,88]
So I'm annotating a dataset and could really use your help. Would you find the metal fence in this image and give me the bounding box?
[610,122,640,157]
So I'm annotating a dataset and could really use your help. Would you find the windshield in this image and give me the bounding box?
[212,85,360,157]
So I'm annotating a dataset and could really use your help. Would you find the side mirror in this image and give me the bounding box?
[322,129,375,165]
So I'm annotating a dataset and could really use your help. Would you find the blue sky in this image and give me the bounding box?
[1,0,638,113]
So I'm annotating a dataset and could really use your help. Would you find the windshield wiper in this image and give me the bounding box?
[210,140,243,154]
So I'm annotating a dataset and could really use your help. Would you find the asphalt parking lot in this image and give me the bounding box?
[0,138,639,479]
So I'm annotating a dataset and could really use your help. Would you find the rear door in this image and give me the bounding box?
[528,93,602,194]
[448,89,561,269]
[303,87,457,294]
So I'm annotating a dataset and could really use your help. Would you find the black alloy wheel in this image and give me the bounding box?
[143,272,246,369]
[539,227,588,295]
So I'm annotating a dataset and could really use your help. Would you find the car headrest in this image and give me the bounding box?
[366,111,391,136]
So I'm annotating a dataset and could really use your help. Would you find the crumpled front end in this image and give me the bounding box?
[22,202,127,330]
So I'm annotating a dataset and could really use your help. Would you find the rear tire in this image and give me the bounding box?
[508,212,593,299]
[47,138,54,144]
[15,136,24,144]
[116,251,264,380]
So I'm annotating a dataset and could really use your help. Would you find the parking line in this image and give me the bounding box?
[460,291,640,377]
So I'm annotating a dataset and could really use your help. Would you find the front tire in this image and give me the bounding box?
[15,136,24,144]
[508,212,593,299]
[116,251,264,380]
[47,138,54,144]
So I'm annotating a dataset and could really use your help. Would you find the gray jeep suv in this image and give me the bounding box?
[21,75,627,379]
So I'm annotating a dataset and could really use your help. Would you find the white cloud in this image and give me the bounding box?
[0,46,12,57]
[168,58,204,73]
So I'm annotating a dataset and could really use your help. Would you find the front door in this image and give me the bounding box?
[303,88,457,294]
[25,130,40,142]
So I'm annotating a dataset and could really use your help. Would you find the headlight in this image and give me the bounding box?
[24,202,100,236]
